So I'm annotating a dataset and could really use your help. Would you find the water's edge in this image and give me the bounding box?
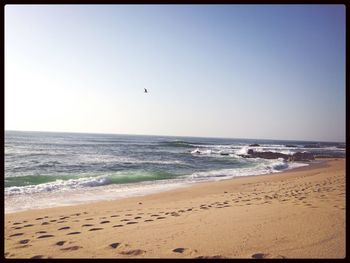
[5,159,333,214]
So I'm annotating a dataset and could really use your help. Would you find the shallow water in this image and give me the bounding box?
[5,130,344,212]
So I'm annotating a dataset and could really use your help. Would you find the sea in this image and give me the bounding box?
[5,130,345,213]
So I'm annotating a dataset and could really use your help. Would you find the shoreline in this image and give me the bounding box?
[5,158,345,258]
[5,158,326,215]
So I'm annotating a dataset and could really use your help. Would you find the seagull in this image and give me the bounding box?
[144,88,148,93]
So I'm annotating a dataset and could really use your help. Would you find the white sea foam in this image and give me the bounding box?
[5,175,112,196]
[191,148,201,154]
[190,148,212,155]
[5,159,310,213]
[77,155,186,165]
[190,145,300,158]
[236,146,250,155]
[5,180,189,213]
[187,159,308,181]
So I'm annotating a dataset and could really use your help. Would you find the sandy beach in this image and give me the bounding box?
[4,158,345,259]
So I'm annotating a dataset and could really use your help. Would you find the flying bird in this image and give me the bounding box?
[144,88,148,93]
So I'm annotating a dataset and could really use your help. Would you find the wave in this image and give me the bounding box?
[76,155,187,165]
[187,159,307,181]
[190,148,212,155]
[5,174,76,187]
[5,179,189,213]
[160,140,197,148]
[190,146,295,157]
[269,158,289,170]
[192,144,344,158]
[5,171,177,196]
[236,146,250,155]
[5,157,308,196]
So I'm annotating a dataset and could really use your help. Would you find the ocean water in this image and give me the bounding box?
[5,130,345,213]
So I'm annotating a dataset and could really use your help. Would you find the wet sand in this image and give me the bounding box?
[4,158,345,259]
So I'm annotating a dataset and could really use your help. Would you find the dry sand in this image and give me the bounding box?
[4,158,345,259]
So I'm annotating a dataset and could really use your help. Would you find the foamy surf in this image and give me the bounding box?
[5,131,343,213]
[5,160,309,213]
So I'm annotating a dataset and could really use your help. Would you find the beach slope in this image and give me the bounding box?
[5,159,345,259]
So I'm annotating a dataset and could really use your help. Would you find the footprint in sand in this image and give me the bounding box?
[89,228,103,231]
[13,222,21,225]
[119,249,145,256]
[173,248,186,253]
[58,226,70,230]
[113,225,124,228]
[173,247,198,255]
[85,218,94,221]
[157,217,166,220]
[82,224,94,227]
[195,255,225,259]
[31,255,44,259]
[36,231,47,234]
[56,241,66,246]
[37,235,54,239]
[100,221,110,224]
[144,219,153,222]
[126,222,138,225]
[134,217,142,219]
[61,246,82,251]
[111,215,119,218]
[24,224,34,227]
[19,239,30,244]
[110,242,121,249]
[35,218,43,220]
[14,227,22,230]
[10,233,24,237]
[41,222,50,225]
[67,232,81,235]
[251,253,285,259]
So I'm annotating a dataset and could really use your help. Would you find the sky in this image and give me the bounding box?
[5,5,346,142]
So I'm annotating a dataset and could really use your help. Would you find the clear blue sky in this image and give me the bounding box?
[5,5,345,142]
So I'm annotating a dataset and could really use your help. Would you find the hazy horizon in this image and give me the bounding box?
[5,5,346,142]
[5,129,345,143]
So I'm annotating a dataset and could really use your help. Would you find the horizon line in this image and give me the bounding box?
[4,129,346,144]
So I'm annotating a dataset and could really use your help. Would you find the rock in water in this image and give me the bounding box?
[240,149,314,162]
[245,150,289,160]
[290,152,315,161]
